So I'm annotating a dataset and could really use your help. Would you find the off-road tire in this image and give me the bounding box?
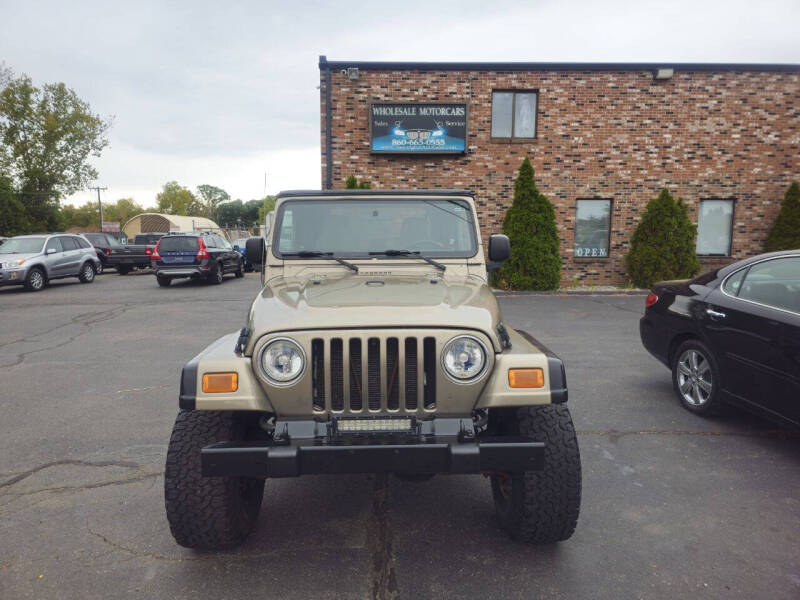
[156,275,171,287]
[164,410,264,549]
[209,262,224,285]
[78,262,96,283]
[491,405,581,543]
[117,265,131,275]
[671,339,726,416]
[23,267,47,292]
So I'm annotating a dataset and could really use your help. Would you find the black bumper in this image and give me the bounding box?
[201,427,544,478]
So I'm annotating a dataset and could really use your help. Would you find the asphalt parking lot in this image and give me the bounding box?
[1,271,798,600]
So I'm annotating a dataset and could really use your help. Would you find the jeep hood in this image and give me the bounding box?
[247,273,503,351]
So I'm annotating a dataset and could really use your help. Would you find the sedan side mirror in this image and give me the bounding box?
[245,236,265,268]
[46,248,57,255]
[488,234,510,263]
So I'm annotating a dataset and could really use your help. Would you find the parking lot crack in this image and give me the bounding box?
[0,459,141,489]
[369,474,399,600]
[0,305,131,368]
[578,428,799,442]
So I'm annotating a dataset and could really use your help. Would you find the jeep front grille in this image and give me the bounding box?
[311,335,438,413]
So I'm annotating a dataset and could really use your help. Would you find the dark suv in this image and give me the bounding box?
[151,232,243,287]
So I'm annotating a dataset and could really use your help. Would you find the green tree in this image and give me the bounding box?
[0,74,110,231]
[0,62,12,90]
[625,188,700,288]
[111,197,145,225]
[216,199,244,226]
[345,175,371,189]
[156,181,199,216]
[495,157,561,290]
[764,182,800,252]
[0,175,30,236]
[242,199,261,225]
[257,195,276,225]
[58,197,144,230]
[59,202,98,229]
[196,184,230,220]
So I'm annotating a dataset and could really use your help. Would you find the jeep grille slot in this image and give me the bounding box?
[349,338,363,410]
[311,338,325,411]
[367,337,381,411]
[330,338,344,411]
[386,337,400,410]
[404,338,418,410]
[423,337,437,409]
[295,332,454,415]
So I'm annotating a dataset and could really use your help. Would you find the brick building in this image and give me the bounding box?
[319,57,799,285]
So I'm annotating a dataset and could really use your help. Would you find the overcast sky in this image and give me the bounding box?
[2,0,798,209]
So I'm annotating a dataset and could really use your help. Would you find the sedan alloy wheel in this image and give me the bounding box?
[676,349,713,406]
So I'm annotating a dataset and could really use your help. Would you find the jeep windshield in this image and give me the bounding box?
[273,198,477,258]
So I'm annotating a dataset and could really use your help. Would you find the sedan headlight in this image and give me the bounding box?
[442,335,487,382]
[259,338,305,385]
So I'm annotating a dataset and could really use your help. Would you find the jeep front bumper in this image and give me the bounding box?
[201,418,544,478]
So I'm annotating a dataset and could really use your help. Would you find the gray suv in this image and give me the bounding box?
[0,234,101,292]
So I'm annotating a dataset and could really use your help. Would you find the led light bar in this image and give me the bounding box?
[335,417,414,434]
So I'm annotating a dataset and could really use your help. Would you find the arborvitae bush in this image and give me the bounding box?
[625,188,700,288]
[764,182,800,252]
[495,157,561,290]
[345,175,371,189]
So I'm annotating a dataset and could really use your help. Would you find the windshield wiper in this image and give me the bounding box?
[368,249,446,271]
[281,251,359,273]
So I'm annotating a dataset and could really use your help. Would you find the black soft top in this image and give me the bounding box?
[275,189,474,199]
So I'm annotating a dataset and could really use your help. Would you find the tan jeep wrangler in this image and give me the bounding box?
[164,190,581,549]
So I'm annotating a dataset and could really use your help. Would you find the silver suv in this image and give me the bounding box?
[0,234,101,292]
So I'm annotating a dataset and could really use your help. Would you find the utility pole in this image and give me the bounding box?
[89,186,107,229]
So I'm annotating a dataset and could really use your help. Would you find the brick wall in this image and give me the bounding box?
[320,67,800,285]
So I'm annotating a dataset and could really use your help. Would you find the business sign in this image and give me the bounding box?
[101,221,120,232]
[370,103,467,154]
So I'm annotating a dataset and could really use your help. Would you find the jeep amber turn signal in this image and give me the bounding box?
[508,368,544,388]
[202,372,238,393]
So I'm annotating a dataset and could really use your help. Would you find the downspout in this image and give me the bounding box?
[321,55,333,190]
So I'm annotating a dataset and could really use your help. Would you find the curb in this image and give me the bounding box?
[493,289,648,297]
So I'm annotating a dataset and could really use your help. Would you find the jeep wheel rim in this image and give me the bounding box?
[83,265,94,281]
[30,271,43,289]
[677,349,712,406]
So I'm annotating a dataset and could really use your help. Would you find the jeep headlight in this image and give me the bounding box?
[259,338,305,384]
[442,335,487,382]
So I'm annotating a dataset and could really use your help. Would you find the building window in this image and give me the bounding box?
[575,199,612,258]
[491,91,537,139]
[696,199,734,256]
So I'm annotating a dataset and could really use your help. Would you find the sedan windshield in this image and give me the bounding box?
[274,199,477,257]
[0,237,46,254]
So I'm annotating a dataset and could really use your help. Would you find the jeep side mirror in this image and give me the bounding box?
[245,236,265,267]
[233,245,240,251]
[488,234,510,263]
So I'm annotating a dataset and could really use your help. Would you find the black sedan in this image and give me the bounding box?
[640,250,800,428]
